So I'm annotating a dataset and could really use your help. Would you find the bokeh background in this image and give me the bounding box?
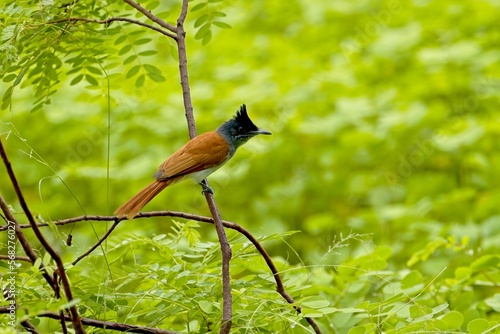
[1,0,500,332]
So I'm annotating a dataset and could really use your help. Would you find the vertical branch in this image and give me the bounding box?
[176,0,197,138]
[203,194,233,332]
[175,1,233,332]
[0,139,86,334]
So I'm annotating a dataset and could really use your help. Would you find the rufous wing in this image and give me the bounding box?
[154,132,230,180]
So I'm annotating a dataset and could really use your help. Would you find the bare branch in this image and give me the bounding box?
[0,307,176,334]
[71,219,120,266]
[123,0,177,33]
[175,0,197,137]
[0,199,56,289]
[174,0,233,331]
[20,320,40,333]
[204,191,232,332]
[0,254,31,262]
[48,17,176,39]
[0,139,85,334]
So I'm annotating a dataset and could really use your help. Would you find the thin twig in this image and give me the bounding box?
[0,307,176,334]
[0,254,31,262]
[123,0,177,33]
[47,17,177,39]
[71,219,120,265]
[0,139,86,334]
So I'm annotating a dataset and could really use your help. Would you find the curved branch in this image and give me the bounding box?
[0,210,322,333]
[0,139,85,334]
[123,0,177,33]
[0,307,176,334]
[47,17,177,39]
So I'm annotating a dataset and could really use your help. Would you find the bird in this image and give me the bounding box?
[114,104,271,219]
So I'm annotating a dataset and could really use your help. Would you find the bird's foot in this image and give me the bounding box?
[200,181,214,195]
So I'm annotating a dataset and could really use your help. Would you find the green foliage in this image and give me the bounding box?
[1,0,500,333]
[191,0,232,45]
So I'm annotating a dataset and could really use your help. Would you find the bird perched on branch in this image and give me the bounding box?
[115,104,271,219]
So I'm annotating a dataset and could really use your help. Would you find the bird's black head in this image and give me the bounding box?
[217,104,271,150]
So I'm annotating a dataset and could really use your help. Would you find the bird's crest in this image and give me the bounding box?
[233,104,258,131]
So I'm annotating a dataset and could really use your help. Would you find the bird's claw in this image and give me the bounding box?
[200,181,214,195]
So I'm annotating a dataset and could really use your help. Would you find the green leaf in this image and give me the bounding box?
[211,11,226,17]
[143,64,161,74]
[302,296,330,309]
[135,74,145,88]
[3,74,16,82]
[86,66,102,75]
[70,74,84,85]
[471,255,499,271]
[119,44,132,56]
[485,294,500,312]
[212,21,232,29]
[198,300,212,313]
[126,65,141,78]
[194,24,211,40]
[348,327,366,334]
[138,50,158,56]
[124,55,137,65]
[30,102,44,113]
[114,35,127,45]
[194,14,208,28]
[147,71,165,83]
[134,38,152,45]
[66,66,82,75]
[191,2,207,12]
[467,318,490,334]
[442,310,464,329]
[1,86,13,110]
[13,67,27,86]
[85,74,98,86]
[201,30,212,45]
[401,270,423,289]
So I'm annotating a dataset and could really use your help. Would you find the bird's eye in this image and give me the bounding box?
[238,126,244,132]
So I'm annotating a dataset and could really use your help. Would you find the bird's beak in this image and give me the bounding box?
[251,128,272,135]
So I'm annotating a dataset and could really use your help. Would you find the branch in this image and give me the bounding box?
[0,254,31,262]
[0,211,322,332]
[0,195,65,332]
[174,1,232,332]
[47,17,177,39]
[0,308,175,334]
[20,320,40,334]
[175,0,197,137]
[0,139,85,334]
[123,0,177,33]
[203,191,232,332]
[71,219,120,265]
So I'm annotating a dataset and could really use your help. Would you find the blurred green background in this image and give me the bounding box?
[1,0,500,331]
[2,0,499,261]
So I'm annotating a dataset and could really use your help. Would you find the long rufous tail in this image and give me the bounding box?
[114,180,172,219]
